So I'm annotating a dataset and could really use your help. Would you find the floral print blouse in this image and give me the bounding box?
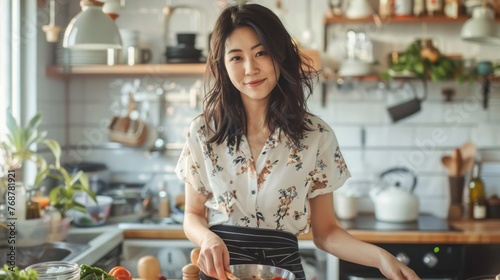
[175,114,350,236]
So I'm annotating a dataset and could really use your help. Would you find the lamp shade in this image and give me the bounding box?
[461,6,500,45]
[63,5,122,49]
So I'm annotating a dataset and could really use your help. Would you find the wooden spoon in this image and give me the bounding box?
[441,155,455,176]
[452,148,462,177]
[460,142,477,175]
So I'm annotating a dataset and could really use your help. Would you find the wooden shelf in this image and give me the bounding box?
[325,15,472,24]
[46,63,207,78]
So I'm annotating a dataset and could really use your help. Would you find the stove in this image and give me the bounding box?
[339,213,457,232]
[338,214,465,280]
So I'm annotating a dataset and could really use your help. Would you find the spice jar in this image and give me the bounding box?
[487,195,500,219]
[26,261,80,280]
[426,0,444,15]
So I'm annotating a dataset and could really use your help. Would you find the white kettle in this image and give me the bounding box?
[370,167,419,222]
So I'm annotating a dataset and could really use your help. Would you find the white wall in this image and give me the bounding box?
[37,0,500,218]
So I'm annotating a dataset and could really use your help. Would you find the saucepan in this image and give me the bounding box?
[229,264,295,280]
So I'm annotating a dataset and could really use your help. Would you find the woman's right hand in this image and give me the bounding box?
[198,234,231,280]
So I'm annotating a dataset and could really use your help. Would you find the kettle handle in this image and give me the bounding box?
[379,167,417,193]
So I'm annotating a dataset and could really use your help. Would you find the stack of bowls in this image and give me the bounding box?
[54,31,107,65]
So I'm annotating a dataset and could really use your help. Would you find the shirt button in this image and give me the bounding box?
[251,190,256,195]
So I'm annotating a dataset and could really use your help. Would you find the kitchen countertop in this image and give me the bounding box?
[119,218,500,244]
[67,225,123,265]
[66,217,500,265]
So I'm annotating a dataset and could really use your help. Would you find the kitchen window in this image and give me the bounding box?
[0,0,12,133]
[0,0,38,182]
[0,1,37,123]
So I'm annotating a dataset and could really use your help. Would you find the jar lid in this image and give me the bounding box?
[487,195,500,205]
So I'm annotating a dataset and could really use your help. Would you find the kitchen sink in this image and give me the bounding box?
[0,242,89,269]
[66,231,102,244]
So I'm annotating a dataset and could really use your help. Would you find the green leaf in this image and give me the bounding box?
[43,139,62,167]
[34,168,50,187]
[69,170,84,187]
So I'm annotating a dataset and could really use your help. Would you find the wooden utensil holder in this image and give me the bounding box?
[448,176,465,220]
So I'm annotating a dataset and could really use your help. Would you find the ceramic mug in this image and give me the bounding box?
[334,193,359,220]
[127,46,152,66]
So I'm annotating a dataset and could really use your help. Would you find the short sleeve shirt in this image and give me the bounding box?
[175,114,350,236]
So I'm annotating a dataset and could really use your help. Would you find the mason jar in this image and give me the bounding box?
[26,261,80,280]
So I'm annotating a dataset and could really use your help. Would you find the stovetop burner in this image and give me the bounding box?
[339,214,457,232]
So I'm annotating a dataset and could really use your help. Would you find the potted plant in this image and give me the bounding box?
[1,110,96,241]
[384,39,472,83]
[0,110,59,192]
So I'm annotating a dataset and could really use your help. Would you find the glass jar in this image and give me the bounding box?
[26,261,80,280]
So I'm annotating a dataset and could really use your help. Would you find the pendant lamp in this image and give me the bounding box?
[461,5,500,45]
[63,0,122,49]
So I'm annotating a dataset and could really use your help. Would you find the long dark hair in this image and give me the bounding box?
[204,3,317,148]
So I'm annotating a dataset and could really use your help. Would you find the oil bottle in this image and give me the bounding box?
[468,161,486,219]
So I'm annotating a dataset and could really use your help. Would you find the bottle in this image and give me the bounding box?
[469,161,486,219]
[158,189,171,219]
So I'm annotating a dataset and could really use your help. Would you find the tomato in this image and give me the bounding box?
[109,266,133,280]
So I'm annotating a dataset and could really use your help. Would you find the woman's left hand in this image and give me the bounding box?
[379,250,420,280]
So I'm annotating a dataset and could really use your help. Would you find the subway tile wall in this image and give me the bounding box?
[36,0,500,219]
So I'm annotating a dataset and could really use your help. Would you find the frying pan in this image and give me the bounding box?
[229,264,295,280]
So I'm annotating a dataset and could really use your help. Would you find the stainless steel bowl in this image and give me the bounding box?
[230,264,295,280]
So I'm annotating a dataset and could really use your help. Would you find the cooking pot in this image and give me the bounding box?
[229,264,295,280]
[103,186,152,223]
[370,167,419,222]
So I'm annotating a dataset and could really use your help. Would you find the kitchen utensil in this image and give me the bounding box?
[452,148,463,177]
[229,264,296,280]
[104,186,151,223]
[149,87,168,156]
[442,155,455,175]
[460,142,477,175]
[109,93,148,147]
[370,167,419,222]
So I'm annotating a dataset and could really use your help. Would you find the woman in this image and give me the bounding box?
[175,3,419,280]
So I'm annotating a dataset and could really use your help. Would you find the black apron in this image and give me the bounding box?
[201,224,306,280]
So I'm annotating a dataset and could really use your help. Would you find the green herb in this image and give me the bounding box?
[0,265,38,280]
[386,39,474,83]
[79,264,115,280]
